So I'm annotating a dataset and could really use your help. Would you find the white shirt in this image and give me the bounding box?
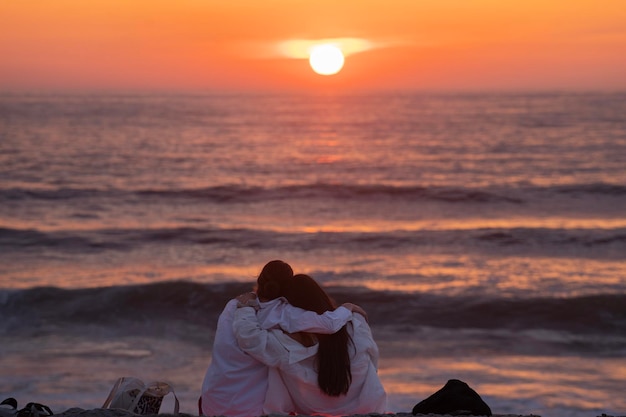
[233,306,387,416]
[200,297,352,417]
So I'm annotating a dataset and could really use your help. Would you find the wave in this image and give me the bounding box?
[0,281,246,330]
[0,183,626,213]
[554,183,626,196]
[1,282,624,338]
[2,225,625,258]
[137,184,526,204]
[0,184,519,203]
[2,182,625,205]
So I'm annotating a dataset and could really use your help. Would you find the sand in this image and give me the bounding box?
[51,407,626,417]
[52,408,546,417]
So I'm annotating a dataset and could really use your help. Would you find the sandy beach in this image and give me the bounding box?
[53,409,545,417]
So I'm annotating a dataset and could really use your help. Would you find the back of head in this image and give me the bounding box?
[285,274,352,397]
[256,260,293,301]
[284,273,336,314]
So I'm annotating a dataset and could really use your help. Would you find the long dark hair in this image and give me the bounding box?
[255,260,293,301]
[284,274,352,396]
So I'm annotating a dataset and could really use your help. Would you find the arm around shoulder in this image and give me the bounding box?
[232,306,286,367]
[341,302,369,322]
[278,303,353,334]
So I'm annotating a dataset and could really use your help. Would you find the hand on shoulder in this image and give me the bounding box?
[235,292,259,309]
[341,302,369,322]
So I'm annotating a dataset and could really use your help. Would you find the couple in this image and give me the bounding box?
[200,260,387,417]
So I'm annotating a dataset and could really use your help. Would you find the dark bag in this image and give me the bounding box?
[412,379,492,416]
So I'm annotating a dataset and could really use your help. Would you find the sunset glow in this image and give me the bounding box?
[1,1,626,92]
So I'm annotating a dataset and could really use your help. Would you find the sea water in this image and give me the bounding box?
[0,92,625,417]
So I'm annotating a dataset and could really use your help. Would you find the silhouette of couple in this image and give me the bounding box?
[200,260,387,417]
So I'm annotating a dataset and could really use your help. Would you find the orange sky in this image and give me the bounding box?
[1,0,625,93]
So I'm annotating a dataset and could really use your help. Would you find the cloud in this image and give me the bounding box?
[277,37,375,59]
[236,37,406,60]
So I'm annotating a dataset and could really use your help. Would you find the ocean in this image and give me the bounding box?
[0,92,625,417]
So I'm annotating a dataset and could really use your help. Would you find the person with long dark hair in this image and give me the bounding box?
[233,273,387,416]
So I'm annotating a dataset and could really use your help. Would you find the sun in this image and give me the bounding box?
[309,44,345,76]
